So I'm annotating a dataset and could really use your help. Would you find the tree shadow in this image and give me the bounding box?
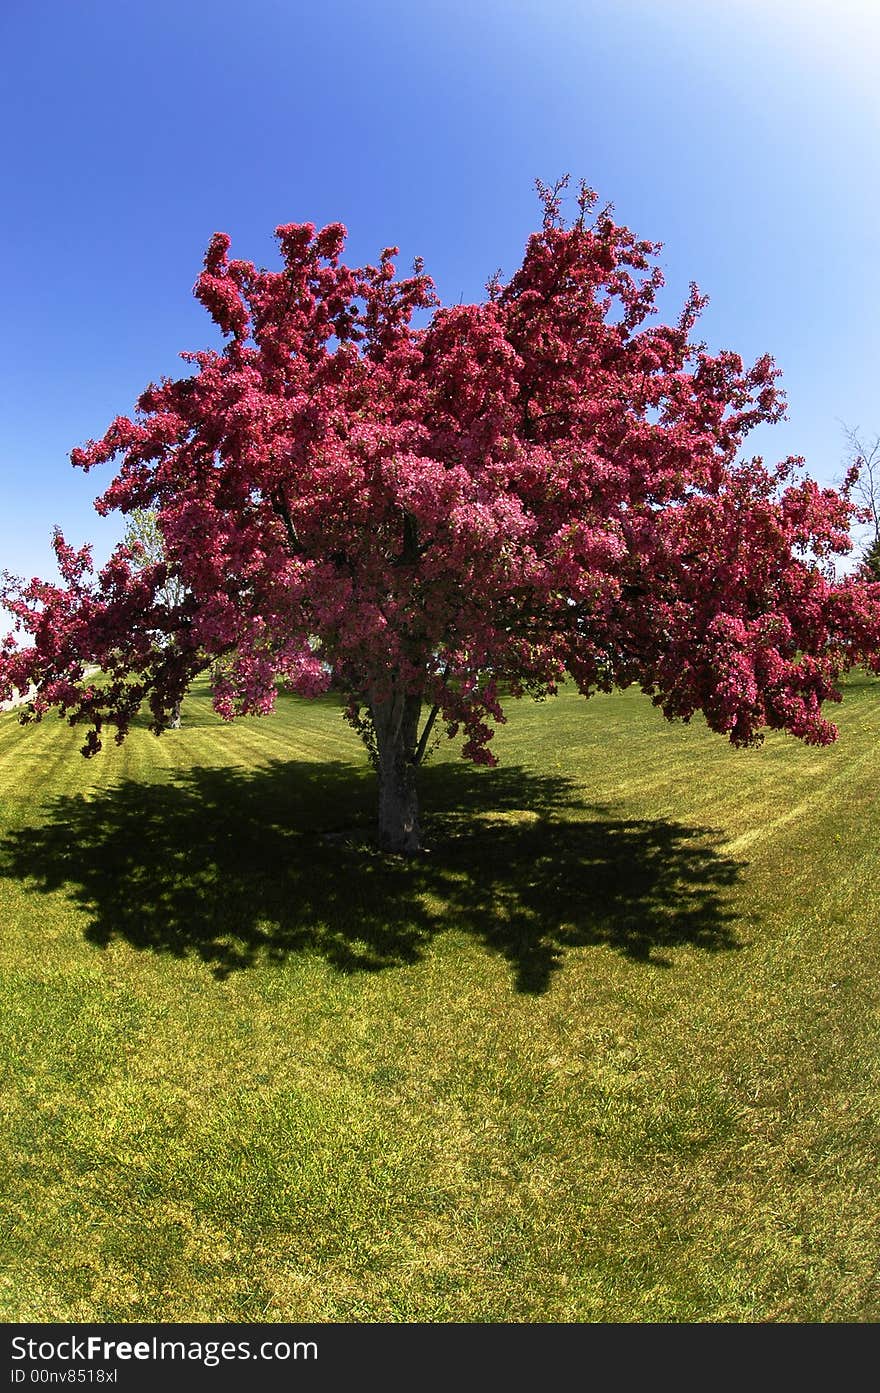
[0,760,745,992]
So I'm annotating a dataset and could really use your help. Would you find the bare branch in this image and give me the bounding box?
[840,421,880,546]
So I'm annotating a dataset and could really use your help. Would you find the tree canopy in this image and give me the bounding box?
[3,178,879,851]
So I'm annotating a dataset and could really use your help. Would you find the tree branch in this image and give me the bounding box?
[411,663,450,765]
[393,510,432,566]
[411,702,440,766]
[271,488,303,554]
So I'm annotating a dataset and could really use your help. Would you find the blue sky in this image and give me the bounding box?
[2,0,879,608]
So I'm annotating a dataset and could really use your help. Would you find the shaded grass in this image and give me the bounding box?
[2,760,741,986]
[0,674,879,1321]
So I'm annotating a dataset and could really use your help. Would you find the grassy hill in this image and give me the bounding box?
[1,673,878,1321]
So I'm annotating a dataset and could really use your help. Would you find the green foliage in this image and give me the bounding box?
[342,701,379,770]
[123,508,186,610]
[862,534,880,581]
[1,678,879,1320]
[123,507,165,566]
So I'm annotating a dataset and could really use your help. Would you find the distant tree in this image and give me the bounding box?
[862,534,880,582]
[841,424,880,574]
[122,508,185,727]
[2,178,880,852]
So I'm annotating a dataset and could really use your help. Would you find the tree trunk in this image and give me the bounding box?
[170,698,182,729]
[370,688,422,854]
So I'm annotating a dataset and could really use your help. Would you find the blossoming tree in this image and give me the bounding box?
[3,179,879,852]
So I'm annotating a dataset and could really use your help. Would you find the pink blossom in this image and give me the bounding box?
[2,179,879,817]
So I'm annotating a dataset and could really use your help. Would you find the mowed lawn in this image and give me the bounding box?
[0,673,878,1322]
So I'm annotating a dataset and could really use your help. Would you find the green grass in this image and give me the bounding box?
[0,673,879,1322]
